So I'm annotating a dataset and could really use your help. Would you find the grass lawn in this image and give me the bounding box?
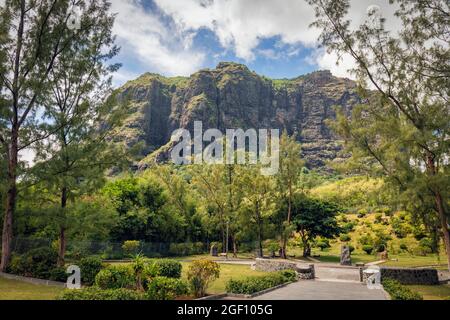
[0,277,63,300]
[180,262,268,294]
[380,254,448,268]
[407,284,450,300]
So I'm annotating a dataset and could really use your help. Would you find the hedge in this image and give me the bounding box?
[58,287,144,300]
[226,270,297,295]
[382,278,423,300]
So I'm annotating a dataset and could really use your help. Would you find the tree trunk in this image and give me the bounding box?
[232,235,237,258]
[0,135,18,272]
[435,192,450,271]
[0,179,16,272]
[57,187,68,267]
[280,182,293,259]
[256,203,263,258]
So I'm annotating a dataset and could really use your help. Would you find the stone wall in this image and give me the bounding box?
[379,267,439,285]
[253,258,315,280]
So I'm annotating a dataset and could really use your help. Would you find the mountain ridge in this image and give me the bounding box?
[112,62,360,169]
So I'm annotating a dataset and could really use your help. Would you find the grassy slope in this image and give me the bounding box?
[0,277,63,300]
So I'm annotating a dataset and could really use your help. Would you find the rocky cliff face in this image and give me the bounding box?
[113,62,360,169]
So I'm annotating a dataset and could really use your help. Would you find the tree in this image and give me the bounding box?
[238,164,276,257]
[291,194,341,257]
[276,131,304,259]
[30,0,122,266]
[25,0,123,266]
[0,0,101,271]
[308,0,450,269]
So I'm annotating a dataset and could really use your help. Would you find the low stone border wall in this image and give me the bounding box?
[0,272,66,287]
[380,267,439,285]
[253,258,315,280]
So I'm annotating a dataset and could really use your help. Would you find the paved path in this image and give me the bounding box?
[315,265,361,282]
[252,280,388,300]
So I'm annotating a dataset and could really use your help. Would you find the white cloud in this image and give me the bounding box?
[108,0,403,82]
[154,0,320,61]
[110,0,205,77]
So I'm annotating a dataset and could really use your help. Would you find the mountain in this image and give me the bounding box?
[113,62,361,169]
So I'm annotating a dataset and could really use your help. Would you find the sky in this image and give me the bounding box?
[109,0,402,87]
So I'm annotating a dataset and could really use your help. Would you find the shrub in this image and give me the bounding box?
[49,267,67,282]
[58,287,144,300]
[382,278,423,300]
[95,265,135,289]
[186,259,220,298]
[278,269,298,282]
[418,238,433,254]
[79,257,103,286]
[341,222,355,233]
[399,243,408,251]
[8,247,58,279]
[348,245,355,253]
[340,234,351,242]
[122,240,140,257]
[169,243,194,256]
[145,259,182,279]
[316,240,330,251]
[145,277,189,300]
[374,213,383,223]
[362,245,374,255]
[226,271,293,295]
[357,209,367,218]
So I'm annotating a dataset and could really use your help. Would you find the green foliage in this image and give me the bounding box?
[291,194,341,256]
[58,287,144,300]
[122,240,141,257]
[95,265,135,290]
[145,259,182,279]
[382,279,423,300]
[79,257,104,286]
[145,277,189,300]
[362,245,374,255]
[316,239,331,251]
[348,245,355,253]
[168,242,204,256]
[9,248,58,280]
[49,267,67,282]
[186,260,220,298]
[226,270,295,294]
[340,234,351,242]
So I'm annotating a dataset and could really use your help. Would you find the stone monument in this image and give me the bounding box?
[210,243,218,256]
[340,245,352,265]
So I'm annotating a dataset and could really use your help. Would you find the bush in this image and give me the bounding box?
[8,247,58,279]
[362,245,374,255]
[418,238,433,254]
[278,269,298,282]
[341,222,355,233]
[382,278,423,300]
[316,240,330,251]
[49,267,67,282]
[374,213,383,223]
[226,271,293,295]
[348,245,355,253]
[145,277,189,300]
[357,209,367,218]
[340,234,351,242]
[79,257,103,286]
[399,243,408,252]
[122,240,140,257]
[95,265,135,289]
[58,287,144,300]
[169,243,195,256]
[145,259,182,279]
[186,259,220,298]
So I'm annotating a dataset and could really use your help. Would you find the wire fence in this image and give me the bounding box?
[10,237,261,260]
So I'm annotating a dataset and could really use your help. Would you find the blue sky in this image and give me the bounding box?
[109,0,400,87]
